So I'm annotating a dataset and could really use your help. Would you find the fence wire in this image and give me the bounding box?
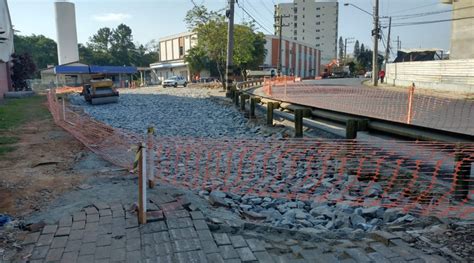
[48,88,474,219]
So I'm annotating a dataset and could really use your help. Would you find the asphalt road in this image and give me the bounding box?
[303,77,367,86]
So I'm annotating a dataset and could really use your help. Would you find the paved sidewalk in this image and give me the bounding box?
[10,194,450,263]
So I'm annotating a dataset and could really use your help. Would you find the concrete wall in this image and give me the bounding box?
[386,59,474,94]
[449,0,474,59]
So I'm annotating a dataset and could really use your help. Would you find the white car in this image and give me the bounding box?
[163,76,187,88]
[364,71,373,78]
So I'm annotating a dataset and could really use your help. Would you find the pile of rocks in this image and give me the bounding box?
[199,190,419,238]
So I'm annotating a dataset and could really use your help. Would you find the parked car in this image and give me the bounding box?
[163,76,187,88]
[364,71,373,78]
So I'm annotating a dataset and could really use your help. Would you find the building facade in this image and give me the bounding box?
[441,0,474,59]
[150,32,201,82]
[277,0,338,64]
[263,35,321,78]
[0,0,13,99]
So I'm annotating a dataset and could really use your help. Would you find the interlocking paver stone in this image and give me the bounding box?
[236,247,257,262]
[167,218,193,229]
[173,238,201,252]
[71,220,86,230]
[42,225,58,234]
[61,251,78,263]
[95,245,112,259]
[164,210,189,219]
[219,245,239,260]
[170,227,197,240]
[153,231,171,243]
[126,227,141,239]
[110,249,126,261]
[99,216,113,225]
[156,254,174,263]
[189,211,205,220]
[344,248,372,262]
[37,234,54,246]
[99,209,112,217]
[207,252,225,263]
[197,229,214,241]
[77,254,94,263]
[126,250,142,262]
[369,242,399,259]
[97,234,112,247]
[111,236,126,249]
[254,251,274,263]
[31,246,49,260]
[126,238,142,252]
[55,227,71,237]
[201,240,220,254]
[51,236,69,248]
[68,229,85,240]
[141,221,167,233]
[73,212,86,222]
[213,233,231,246]
[85,206,99,215]
[65,240,82,253]
[85,221,99,232]
[230,236,247,248]
[156,242,173,256]
[79,242,96,255]
[175,250,207,263]
[45,247,64,262]
[83,231,98,243]
[368,252,391,263]
[193,219,209,230]
[245,239,266,252]
[93,201,110,210]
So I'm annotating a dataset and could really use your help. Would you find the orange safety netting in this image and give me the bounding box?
[261,82,474,136]
[47,89,474,219]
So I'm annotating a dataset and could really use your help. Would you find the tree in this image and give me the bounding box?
[11,53,36,91]
[184,5,266,83]
[109,24,136,66]
[89,27,112,52]
[185,45,209,77]
[353,40,360,58]
[14,34,57,71]
[360,43,366,54]
[338,36,344,61]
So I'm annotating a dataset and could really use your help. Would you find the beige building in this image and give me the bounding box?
[150,32,202,82]
[277,0,338,64]
[441,0,474,59]
[0,0,13,98]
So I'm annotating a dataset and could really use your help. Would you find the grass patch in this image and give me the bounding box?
[0,145,16,155]
[0,136,20,145]
[0,96,51,130]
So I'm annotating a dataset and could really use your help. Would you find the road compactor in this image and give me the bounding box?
[82,75,119,105]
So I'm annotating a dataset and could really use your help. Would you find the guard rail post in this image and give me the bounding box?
[346,119,358,139]
[240,94,249,112]
[250,98,257,119]
[454,149,471,201]
[294,109,304,138]
[234,90,240,107]
[267,102,276,126]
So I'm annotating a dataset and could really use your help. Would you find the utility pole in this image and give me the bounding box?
[372,0,379,86]
[225,0,235,96]
[344,37,354,66]
[384,17,392,68]
[275,5,290,76]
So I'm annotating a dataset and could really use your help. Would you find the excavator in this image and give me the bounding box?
[82,74,119,104]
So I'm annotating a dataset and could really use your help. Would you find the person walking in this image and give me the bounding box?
[379,69,386,84]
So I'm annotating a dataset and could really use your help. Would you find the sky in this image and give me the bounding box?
[8,0,453,58]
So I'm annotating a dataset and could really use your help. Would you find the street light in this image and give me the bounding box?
[344,1,380,86]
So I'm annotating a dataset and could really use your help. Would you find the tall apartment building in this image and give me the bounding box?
[277,0,338,64]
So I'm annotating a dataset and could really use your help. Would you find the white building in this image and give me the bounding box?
[277,0,338,64]
[150,32,202,82]
[0,0,13,98]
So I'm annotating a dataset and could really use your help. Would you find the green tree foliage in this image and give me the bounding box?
[11,53,36,91]
[13,34,57,71]
[184,5,266,82]
[89,27,112,52]
[353,40,360,58]
[338,36,344,61]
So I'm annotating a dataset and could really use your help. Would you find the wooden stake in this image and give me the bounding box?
[138,143,147,224]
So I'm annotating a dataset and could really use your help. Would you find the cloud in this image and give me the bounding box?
[92,13,132,22]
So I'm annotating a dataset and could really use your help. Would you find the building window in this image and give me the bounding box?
[179,46,184,57]
[294,7,297,13]
[294,16,297,21]
[294,30,297,35]
[316,7,320,10]
[316,22,320,25]
[294,37,297,40]
[316,29,320,32]
[316,15,320,18]
[316,37,320,40]
[294,23,297,28]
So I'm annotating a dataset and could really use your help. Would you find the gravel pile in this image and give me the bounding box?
[69,87,261,138]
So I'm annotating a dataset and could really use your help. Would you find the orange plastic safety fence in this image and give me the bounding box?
[265,83,474,136]
[55,86,83,94]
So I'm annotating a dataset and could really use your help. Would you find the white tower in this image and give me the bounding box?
[54,1,79,65]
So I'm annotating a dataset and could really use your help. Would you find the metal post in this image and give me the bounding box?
[225,0,235,96]
[250,98,256,119]
[267,103,275,126]
[138,143,147,224]
[62,98,66,121]
[278,14,283,76]
[294,109,304,138]
[385,17,392,68]
[344,38,348,66]
[406,83,415,124]
[147,127,155,189]
[346,119,358,139]
[372,0,380,86]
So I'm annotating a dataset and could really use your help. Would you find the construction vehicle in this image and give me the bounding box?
[82,75,119,104]
[321,59,350,78]
[246,68,276,79]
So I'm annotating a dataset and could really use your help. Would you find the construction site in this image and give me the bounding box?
[1,0,474,262]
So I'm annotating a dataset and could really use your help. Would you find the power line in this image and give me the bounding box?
[389,5,473,21]
[387,2,439,15]
[259,0,275,16]
[236,1,273,34]
[391,16,474,27]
